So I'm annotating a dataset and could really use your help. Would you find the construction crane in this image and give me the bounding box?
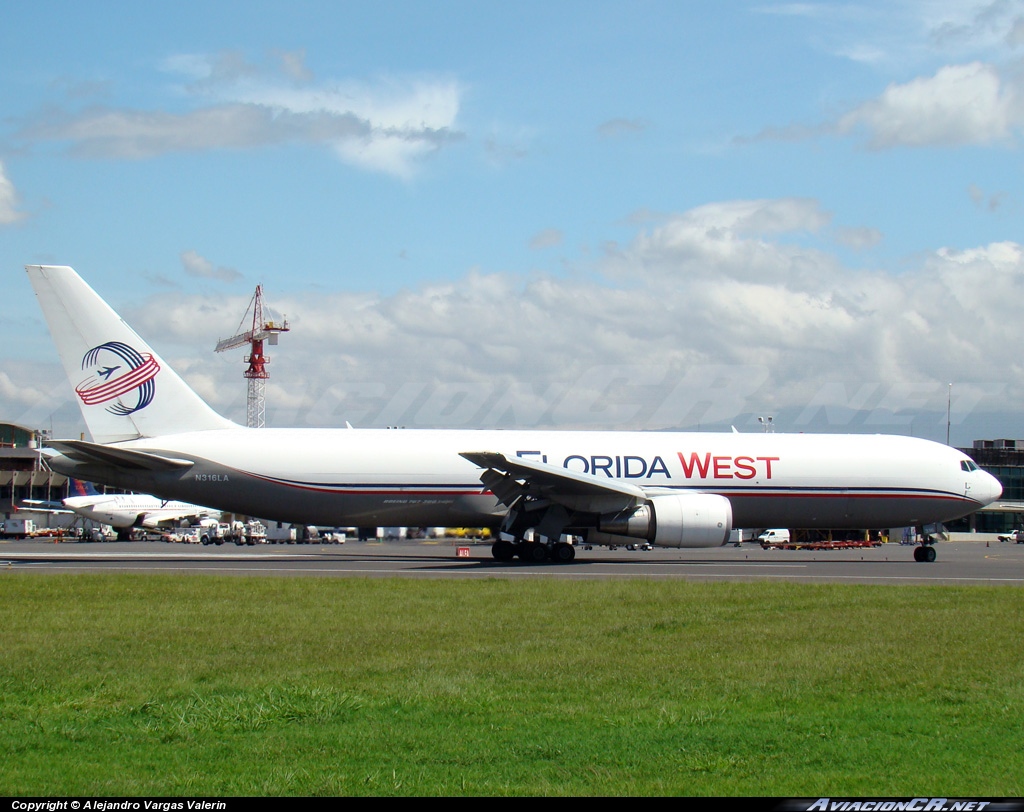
[215,285,289,428]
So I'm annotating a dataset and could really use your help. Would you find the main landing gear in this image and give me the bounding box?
[491,538,576,564]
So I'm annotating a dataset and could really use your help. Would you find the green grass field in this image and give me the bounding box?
[1,574,1021,796]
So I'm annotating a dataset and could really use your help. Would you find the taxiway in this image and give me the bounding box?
[2,539,1023,585]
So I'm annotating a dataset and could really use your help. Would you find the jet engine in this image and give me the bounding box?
[594,493,732,548]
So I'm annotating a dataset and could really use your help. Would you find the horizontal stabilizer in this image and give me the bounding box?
[47,440,194,472]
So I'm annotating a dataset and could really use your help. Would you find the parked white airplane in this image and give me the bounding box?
[24,479,219,531]
[26,264,1001,563]
[62,480,220,530]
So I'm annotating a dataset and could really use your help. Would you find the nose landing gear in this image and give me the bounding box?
[913,544,936,563]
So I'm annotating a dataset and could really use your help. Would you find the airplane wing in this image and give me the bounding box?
[21,498,68,509]
[460,451,646,514]
[461,450,733,550]
[139,508,218,529]
[18,500,74,514]
[46,440,194,472]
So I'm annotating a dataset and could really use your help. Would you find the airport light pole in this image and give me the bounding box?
[946,383,952,446]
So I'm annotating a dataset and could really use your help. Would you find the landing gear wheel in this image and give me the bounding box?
[519,542,549,563]
[552,542,576,563]
[914,545,936,562]
[491,539,516,562]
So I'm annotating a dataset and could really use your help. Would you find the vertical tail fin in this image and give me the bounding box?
[27,265,239,443]
[68,479,99,497]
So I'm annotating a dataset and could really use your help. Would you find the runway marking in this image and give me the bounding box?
[4,561,1023,585]
[4,544,1023,585]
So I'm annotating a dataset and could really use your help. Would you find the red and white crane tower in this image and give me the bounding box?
[215,285,289,428]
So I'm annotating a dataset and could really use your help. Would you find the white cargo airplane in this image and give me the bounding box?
[26,265,1001,563]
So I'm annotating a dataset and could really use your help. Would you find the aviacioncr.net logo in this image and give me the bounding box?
[75,341,160,416]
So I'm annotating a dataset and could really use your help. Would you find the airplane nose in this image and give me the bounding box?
[981,471,1003,504]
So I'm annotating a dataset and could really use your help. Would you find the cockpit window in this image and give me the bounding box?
[961,459,979,472]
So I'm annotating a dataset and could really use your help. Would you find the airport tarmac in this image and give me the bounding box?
[1,538,1023,585]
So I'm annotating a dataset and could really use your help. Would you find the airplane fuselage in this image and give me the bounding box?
[61,494,219,528]
[46,427,998,531]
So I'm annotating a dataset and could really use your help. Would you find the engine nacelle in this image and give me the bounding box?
[597,493,733,548]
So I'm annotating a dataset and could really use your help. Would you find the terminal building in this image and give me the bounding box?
[0,422,68,516]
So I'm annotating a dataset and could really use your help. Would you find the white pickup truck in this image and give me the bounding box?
[997,529,1024,543]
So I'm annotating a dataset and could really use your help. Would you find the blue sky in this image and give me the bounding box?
[2,1,1023,443]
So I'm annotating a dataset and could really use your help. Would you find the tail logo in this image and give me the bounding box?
[75,341,160,415]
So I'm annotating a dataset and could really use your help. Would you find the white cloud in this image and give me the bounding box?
[4,200,1014,435]
[91,198,1022,434]
[759,1,1024,67]
[1011,16,1024,46]
[608,198,833,285]
[0,368,41,406]
[837,62,1019,148]
[748,60,1024,150]
[929,1,1024,53]
[834,226,883,250]
[180,250,243,282]
[26,104,365,159]
[233,75,464,178]
[0,162,26,225]
[22,52,464,179]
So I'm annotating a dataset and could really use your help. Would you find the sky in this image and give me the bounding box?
[2,0,1023,445]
